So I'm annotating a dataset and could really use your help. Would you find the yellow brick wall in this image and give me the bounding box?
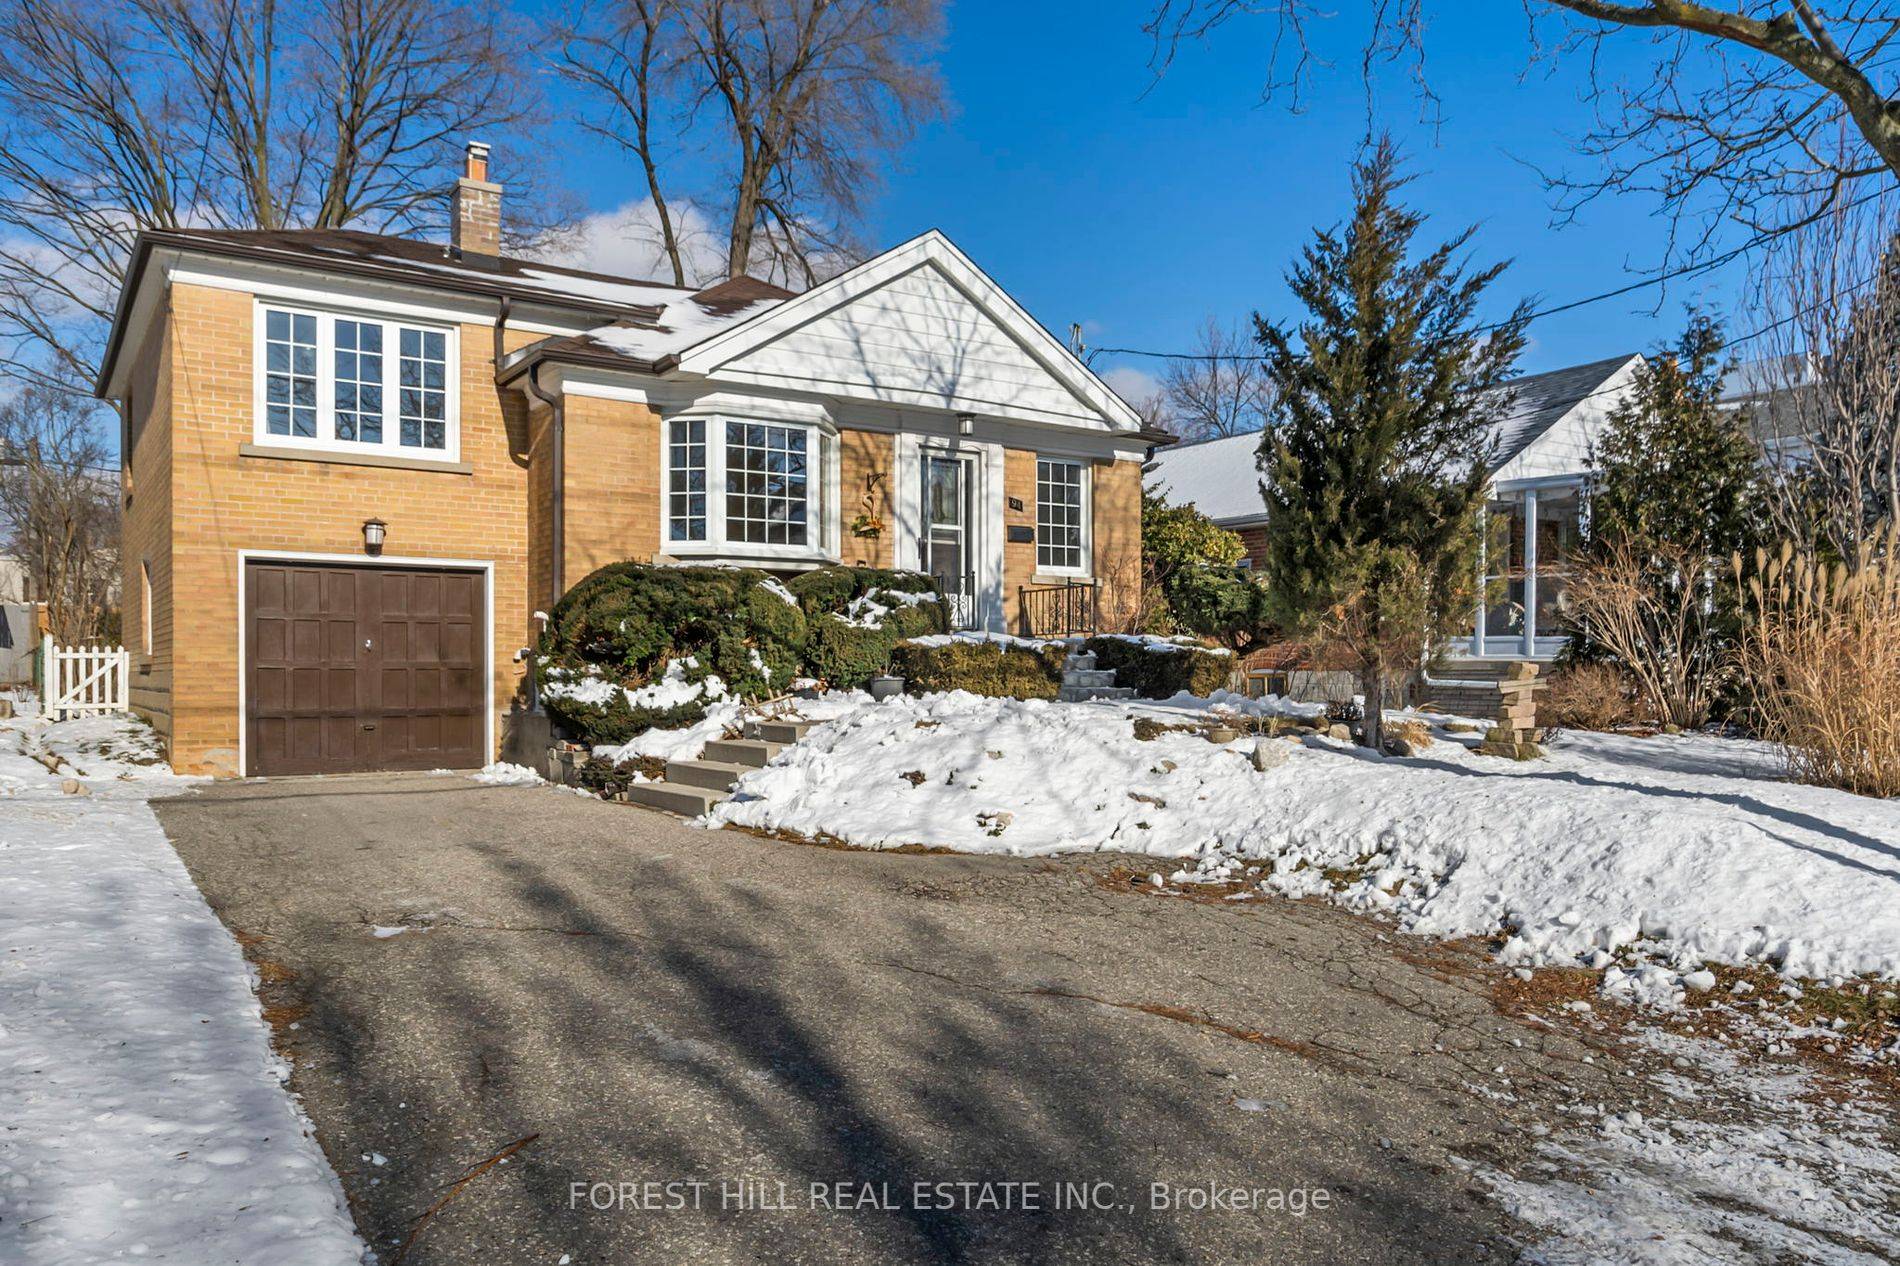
[161,281,541,776]
[122,304,175,744]
[838,428,895,568]
[561,393,660,585]
[998,451,1142,634]
[1091,457,1143,631]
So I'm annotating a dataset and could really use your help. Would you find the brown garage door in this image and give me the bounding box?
[246,560,485,776]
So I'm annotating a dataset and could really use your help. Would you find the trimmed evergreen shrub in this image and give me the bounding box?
[1084,635,1234,699]
[538,562,947,740]
[889,639,1067,699]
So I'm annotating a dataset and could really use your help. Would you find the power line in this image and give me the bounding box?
[1088,188,1893,364]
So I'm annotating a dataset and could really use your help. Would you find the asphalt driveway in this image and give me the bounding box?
[155,773,1605,1265]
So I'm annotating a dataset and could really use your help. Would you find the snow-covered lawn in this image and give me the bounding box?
[0,705,364,1265]
[630,690,1900,1001]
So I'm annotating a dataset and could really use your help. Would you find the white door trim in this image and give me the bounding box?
[892,433,1005,631]
[235,549,496,778]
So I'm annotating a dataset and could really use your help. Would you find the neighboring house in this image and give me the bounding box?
[1147,353,1644,697]
[96,142,1153,777]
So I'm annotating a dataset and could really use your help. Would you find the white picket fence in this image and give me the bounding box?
[42,637,129,720]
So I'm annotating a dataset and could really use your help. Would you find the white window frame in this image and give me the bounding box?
[251,300,461,463]
[662,414,837,562]
[1034,456,1091,577]
[140,559,153,656]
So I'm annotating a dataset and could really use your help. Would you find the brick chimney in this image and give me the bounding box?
[450,141,501,258]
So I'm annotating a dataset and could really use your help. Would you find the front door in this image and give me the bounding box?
[920,453,978,629]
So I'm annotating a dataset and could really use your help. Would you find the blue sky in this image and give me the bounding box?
[548,1,1753,398]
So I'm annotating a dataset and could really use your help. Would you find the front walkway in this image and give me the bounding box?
[0,712,363,1265]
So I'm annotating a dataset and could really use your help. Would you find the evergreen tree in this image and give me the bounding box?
[1257,139,1529,751]
[1589,312,1762,559]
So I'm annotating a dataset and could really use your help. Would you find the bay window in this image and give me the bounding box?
[1035,457,1088,573]
[666,415,831,556]
[255,304,457,460]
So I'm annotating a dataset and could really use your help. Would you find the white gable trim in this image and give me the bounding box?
[1492,353,1643,484]
[672,230,1143,433]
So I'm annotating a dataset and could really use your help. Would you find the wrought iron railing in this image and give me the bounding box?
[933,570,981,631]
[1019,580,1099,638]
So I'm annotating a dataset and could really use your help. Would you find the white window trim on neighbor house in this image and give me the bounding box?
[1034,455,1091,578]
[250,299,463,464]
[660,405,842,565]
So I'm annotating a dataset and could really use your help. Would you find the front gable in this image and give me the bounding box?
[672,231,1142,432]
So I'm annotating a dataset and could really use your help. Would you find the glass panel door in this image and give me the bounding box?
[921,455,976,628]
[1482,494,1526,656]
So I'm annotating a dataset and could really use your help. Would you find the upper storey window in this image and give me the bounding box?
[255,304,458,461]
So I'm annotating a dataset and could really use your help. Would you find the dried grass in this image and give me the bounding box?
[1735,527,1900,797]
[1542,662,1641,732]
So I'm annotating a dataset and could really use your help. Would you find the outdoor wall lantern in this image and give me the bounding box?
[956,412,975,436]
[362,518,388,556]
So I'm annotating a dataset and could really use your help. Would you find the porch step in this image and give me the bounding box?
[745,719,811,745]
[622,781,724,817]
[701,738,783,769]
[1062,668,1117,688]
[1063,652,1097,671]
[665,759,748,792]
[1058,685,1137,703]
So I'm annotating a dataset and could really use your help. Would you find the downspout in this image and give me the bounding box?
[499,297,565,710]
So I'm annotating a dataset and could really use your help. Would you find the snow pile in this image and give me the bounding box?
[542,656,729,712]
[903,630,1070,650]
[0,714,365,1264]
[709,692,1900,988]
[594,690,873,767]
[1091,632,1235,656]
[1476,1029,1900,1263]
[838,587,940,628]
[474,761,544,785]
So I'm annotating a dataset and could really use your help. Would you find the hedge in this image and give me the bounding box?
[1083,635,1233,699]
[538,562,945,741]
[889,639,1067,699]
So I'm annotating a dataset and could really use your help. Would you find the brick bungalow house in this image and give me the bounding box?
[97,143,1154,777]
[1146,354,1643,707]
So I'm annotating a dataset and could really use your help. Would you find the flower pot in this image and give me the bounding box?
[868,675,905,700]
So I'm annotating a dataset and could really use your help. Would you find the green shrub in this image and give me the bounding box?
[539,563,947,740]
[889,639,1067,699]
[1084,635,1233,699]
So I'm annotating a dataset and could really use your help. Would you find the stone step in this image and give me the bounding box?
[623,781,724,817]
[665,759,748,792]
[1064,652,1097,671]
[701,738,783,769]
[1062,669,1117,688]
[745,719,811,745]
[1058,685,1137,703]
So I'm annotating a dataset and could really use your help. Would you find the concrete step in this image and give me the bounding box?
[1064,652,1097,671]
[746,719,811,745]
[1058,685,1137,703]
[623,781,724,817]
[665,759,748,792]
[702,738,783,769]
[1062,669,1117,688]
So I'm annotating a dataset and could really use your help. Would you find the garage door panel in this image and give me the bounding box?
[247,561,484,776]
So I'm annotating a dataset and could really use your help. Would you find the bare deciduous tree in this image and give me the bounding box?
[1147,2,1900,261]
[1161,317,1274,439]
[0,388,118,642]
[559,0,946,288]
[1748,195,1900,557]
[0,0,546,389]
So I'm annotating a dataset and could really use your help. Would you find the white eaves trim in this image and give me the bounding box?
[672,230,1145,434]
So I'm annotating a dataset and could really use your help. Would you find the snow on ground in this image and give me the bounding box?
[0,706,365,1265]
[702,690,1900,993]
[1473,1026,1900,1264]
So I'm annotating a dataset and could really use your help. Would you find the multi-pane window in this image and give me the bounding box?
[398,328,448,450]
[256,306,455,458]
[333,320,384,443]
[264,310,318,438]
[724,422,808,546]
[668,419,707,541]
[1036,458,1086,571]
